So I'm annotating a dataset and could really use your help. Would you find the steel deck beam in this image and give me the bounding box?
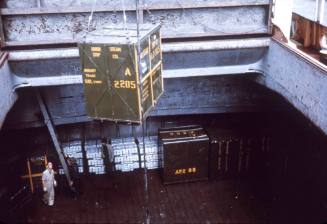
[0,0,272,47]
[36,90,72,187]
[8,38,270,61]
[0,1,270,16]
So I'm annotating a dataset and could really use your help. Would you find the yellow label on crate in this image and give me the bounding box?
[141,47,149,59]
[175,167,197,175]
[93,80,103,84]
[125,67,132,77]
[85,73,96,78]
[91,47,101,52]
[84,79,102,85]
[84,68,96,73]
[92,52,101,58]
[84,79,93,84]
[151,39,159,49]
[113,80,136,89]
[150,47,160,60]
[109,47,122,52]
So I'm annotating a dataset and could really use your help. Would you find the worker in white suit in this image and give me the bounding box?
[42,162,57,206]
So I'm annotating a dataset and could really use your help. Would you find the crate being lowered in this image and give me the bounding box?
[79,24,163,123]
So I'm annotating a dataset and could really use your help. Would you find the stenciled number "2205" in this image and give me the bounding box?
[114,80,136,89]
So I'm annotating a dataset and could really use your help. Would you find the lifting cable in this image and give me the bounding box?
[121,0,130,39]
[134,0,151,223]
[85,0,150,223]
[86,0,98,34]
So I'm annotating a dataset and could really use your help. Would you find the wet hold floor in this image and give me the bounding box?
[26,170,273,223]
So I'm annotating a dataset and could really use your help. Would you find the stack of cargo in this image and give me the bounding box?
[112,138,140,172]
[138,136,163,170]
[111,136,162,172]
[59,136,162,174]
[60,140,84,175]
[85,140,105,175]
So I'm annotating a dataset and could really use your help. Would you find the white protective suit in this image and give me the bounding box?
[42,169,56,206]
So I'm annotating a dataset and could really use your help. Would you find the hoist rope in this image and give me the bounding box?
[135,0,150,223]
[121,0,130,39]
[86,0,98,34]
[84,3,150,222]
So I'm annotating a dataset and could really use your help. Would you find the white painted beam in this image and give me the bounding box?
[12,62,262,89]
[273,0,293,40]
[8,38,270,61]
[315,0,325,23]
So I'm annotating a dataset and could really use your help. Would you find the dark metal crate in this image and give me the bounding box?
[159,125,209,184]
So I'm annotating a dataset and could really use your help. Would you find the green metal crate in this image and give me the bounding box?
[79,24,163,123]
